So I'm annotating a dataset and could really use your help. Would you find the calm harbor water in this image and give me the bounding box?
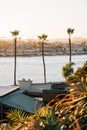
[0,55,87,86]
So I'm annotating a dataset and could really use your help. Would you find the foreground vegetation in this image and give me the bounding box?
[0,61,87,130]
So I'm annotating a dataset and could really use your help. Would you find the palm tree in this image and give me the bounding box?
[67,28,74,62]
[11,30,19,86]
[38,34,48,83]
[62,62,75,79]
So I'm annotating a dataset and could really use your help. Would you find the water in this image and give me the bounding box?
[0,55,87,86]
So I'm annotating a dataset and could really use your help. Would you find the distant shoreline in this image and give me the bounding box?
[0,38,87,57]
[0,53,87,58]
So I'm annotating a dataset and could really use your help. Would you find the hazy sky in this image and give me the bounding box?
[0,0,87,39]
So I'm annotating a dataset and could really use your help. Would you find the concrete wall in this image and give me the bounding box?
[18,78,51,92]
[31,83,51,92]
[18,78,32,89]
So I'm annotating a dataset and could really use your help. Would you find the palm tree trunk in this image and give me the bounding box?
[42,42,46,83]
[14,38,17,86]
[69,38,71,62]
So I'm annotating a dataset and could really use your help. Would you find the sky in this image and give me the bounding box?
[0,0,87,39]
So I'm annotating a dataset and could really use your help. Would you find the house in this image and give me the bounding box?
[0,79,69,119]
[0,85,42,119]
